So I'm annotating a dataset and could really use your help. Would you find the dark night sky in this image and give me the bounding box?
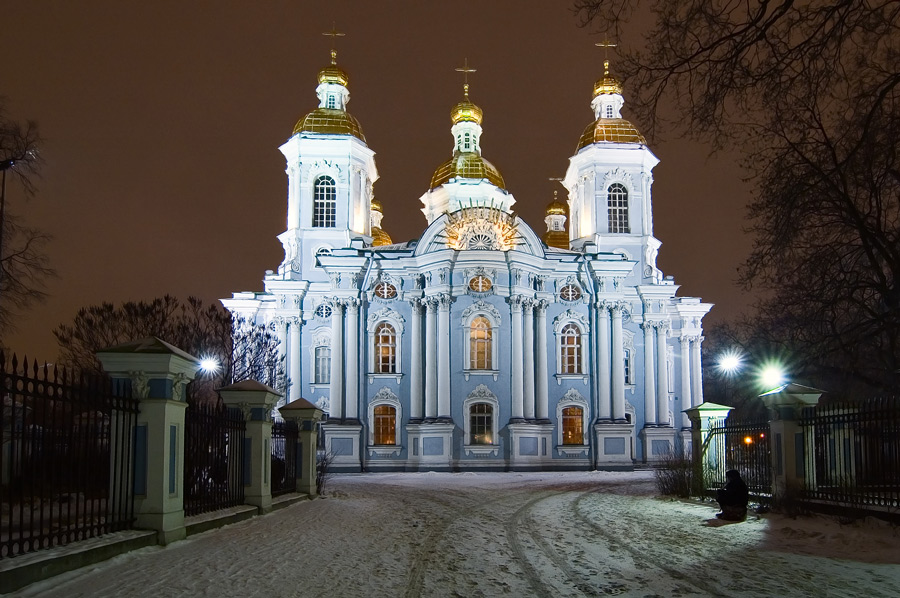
[1,1,753,361]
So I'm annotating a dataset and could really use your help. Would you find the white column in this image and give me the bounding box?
[680,335,692,427]
[329,300,344,420]
[523,299,536,420]
[691,336,704,407]
[510,296,524,420]
[597,301,612,421]
[535,300,549,420]
[409,299,424,421]
[424,298,437,419]
[287,318,301,402]
[642,322,657,426]
[344,299,359,421]
[611,303,626,421]
[655,322,670,426]
[437,295,451,419]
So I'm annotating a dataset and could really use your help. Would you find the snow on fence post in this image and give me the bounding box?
[219,380,282,514]
[280,398,324,496]
[759,384,823,503]
[96,337,200,545]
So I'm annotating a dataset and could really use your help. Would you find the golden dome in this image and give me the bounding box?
[371,226,393,246]
[293,108,366,141]
[430,152,505,189]
[317,50,349,87]
[546,200,567,216]
[451,83,483,125]
[576,117,646,151]
[593,60,623,97]
[370,198,383,213]
[542,229,569,250]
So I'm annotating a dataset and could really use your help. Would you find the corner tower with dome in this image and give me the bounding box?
[223,51,711,472]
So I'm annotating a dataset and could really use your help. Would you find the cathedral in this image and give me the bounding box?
[223,49,711,472]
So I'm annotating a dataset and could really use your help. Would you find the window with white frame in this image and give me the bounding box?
[326,94,337,109]
[313,175,337,228]
[373,404,396,445]
[624,349,632,385]
[607,182,629,233]
[469,403,493,445]
[561,406,584,445]
[559,324,582,374]
[605,104,614,118]
[314,346,330,383]
[374,322,396,374]
[470,316,492,370]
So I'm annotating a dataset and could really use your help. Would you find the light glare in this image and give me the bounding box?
[717,351,743,374]
[760,365,785,388]
[200,357,220,374]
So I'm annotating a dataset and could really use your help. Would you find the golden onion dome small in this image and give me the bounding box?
[293,108,366,141]
[451,99,483,125]
[370,198,383,213]
[430,152,505,189]
[576,118,646,151]
[317,50,349,87]
[371,226,393,246]
[546,199,567,216]
[593,60,623,97]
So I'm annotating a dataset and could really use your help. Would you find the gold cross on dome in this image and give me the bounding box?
[455,58,477,97]
[595,36,617,75]
[549,177,563,197]
[323,23,345,63]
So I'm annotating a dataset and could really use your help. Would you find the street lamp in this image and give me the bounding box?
[759,363,786,390]
[200,357,220,375]
[717,350,744,403]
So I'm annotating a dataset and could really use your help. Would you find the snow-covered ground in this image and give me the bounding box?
[14,471,900,597]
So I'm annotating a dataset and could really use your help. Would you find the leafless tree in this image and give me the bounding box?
[54,296,287,402]
[0,100,52,334]
[577,1,900,393]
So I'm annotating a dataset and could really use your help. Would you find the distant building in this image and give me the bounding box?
[223,51,711,471]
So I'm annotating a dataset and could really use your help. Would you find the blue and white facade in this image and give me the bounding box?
[223,56,712,472]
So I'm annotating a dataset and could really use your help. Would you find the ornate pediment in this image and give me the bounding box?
[461,300,502,323]
[444,207,519,251]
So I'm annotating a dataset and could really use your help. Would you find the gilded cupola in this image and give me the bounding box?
[430,82,505,189]
[576,60,646,151]
[369,198,393,246]
[292,50,366,142]
[542,190,569,249]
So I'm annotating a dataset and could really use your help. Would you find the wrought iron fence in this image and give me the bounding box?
[0,353,138,559]
[801,397,900,511]
[271,420,298,497]
[704,416,772,501]
[183,402,245,516]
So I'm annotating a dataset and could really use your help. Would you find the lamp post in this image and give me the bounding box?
[716,350,743,404]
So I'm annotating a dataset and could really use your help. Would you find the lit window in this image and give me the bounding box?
[607,183,629,233]
[560,324,581,374]
[373,404,396,445]
[468,275,492,293]
[562,406,583,445]
[374,282,397,299]
[313,176,337,228]
[560,284,581,302]
[315,304,332,319]
[469,316,492,370]
[375,322,396,373]
[470,403,493,445]
[314,346,331,383]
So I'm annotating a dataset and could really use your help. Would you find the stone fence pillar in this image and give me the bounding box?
[280,398,324,496]
[96,337,200,545]
[219,380,282,514]
[684,402,734,493]
[759,384,823,502]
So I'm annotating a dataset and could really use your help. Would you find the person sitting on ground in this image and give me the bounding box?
[715,469,749,521]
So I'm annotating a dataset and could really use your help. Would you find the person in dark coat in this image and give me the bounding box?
[716,470,749,521]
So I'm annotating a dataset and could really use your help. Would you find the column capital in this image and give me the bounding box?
[609,301,628,317]
[437,293,453,310]
[507,294,525,311]
[534,298,550,313]
[653,319,670,333]
[522,297,535,311]
[345,297,361,313]
[327,297,346,311]
[409,297,425,314]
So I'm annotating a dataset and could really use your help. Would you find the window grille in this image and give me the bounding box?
[375,322,396,373]
[607,183,629,233]
[560,324,581,374]
[313,176,337,228]
[470,316,492,370]
[562,406,583,445]
[373,404,396,445]
[470,403,493,445]
[314,346,331,383]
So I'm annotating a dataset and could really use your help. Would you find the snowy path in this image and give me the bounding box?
[14,471,900,597]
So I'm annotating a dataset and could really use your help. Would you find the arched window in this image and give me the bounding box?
[470,316,492,370]
[463,132,471,151]
[562,406,584,445]
[313,176,337,228]
[607,183,629,233]
[560,324,581,374]
[326,94,337,109]
[314,346,330,383]
[373,404,396,445]
[374,322,396,373]
[604,104,614,118]
[469,403,493,445]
